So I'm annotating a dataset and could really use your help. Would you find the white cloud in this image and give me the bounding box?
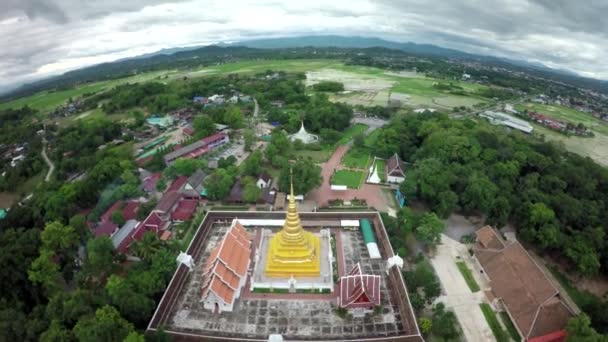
[0,0,607,92]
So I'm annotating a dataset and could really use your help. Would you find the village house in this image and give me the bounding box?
[256,173,272,189]
[385,153,406,183]
[163,132,229,165]
[472,226,575,342]
[200,219,251,313]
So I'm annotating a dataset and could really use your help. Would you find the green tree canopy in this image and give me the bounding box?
[72,305,135,342]
[278,158,322,195]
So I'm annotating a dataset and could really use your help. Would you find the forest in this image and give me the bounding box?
[372,112,608,332]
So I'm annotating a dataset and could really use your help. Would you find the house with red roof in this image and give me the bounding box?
[200,219,251,313]
[163,132,229,165]
[338,263,381,317]
[385,153,406,183]
[117,211,169,254]
[142,173,162,193]
[122,201,140,221]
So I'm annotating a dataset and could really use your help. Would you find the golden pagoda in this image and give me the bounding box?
[265,169,321,278]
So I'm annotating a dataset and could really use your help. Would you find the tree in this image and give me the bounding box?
[223,106,244,129]
[278,158,322,195]
[41,221,79,257]
[461,172,497,213]
[566,314,608,342]
[105,275,155,326]
[111,211,125,226]
[242,150,263,177]
[123,332,146,342]
[192,115,215,137]
[205,168,236,200]
[72,305,135,342]
[415,212,445,248]
[242,178,262,203]
[132,232,162,262]
[353,133,365,148]
[40,320,75,342]
[84,237,115,279]
[155,178,167,192]
[28,250,61,296]
[319,128,341,144]
[69,214,90,241]
[243,129,255,152]
[164,158,203,178]
[419,317,432,335]
[432,303,460,340]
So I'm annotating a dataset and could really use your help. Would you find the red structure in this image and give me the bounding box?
[338,263,381,316]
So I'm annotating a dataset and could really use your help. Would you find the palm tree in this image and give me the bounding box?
[132,232,161,262]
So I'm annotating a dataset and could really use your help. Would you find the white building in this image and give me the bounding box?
[480,111,533,134]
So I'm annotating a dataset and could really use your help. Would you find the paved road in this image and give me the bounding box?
[431,234,495,342]
[41,137,54,182]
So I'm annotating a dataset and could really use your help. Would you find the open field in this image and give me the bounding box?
[341,148,370,169]
[0,70,171,112]
[516,102,608,135]
[331,170,365,189]
[532,123,608,166]
[2,59,489,115]
[374,159,386,182]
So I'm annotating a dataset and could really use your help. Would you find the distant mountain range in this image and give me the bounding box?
[2,35,607,101]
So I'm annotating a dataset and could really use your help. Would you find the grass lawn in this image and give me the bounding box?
[456,261,481,292]
[293,146,334,163]
[341,148,370,169]
[338,123,368,145]
[499,312,521,341]
[479,303,509,342]
[331,170,365,189]
[364,129,382,147]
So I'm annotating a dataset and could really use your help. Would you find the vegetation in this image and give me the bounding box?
[341,148,371,169]
[479,303,509,342]
[403,258,442,311]
[499,312,521,341]
[312,81,345,92]
[455,261,480,292]
[431,303,461,341]
[331,170,365,189]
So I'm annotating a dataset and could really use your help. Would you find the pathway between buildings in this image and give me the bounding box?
[430,234,494,342]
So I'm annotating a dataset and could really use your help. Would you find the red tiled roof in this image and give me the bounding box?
[474,230,574,340]
[100,200,123,223]
[143,173,162,192]
[201,219,251,305]
[122,201,140,221]
[159,230,172,241]
[155,191,182,213]
[171,199,197,221]
[118,211,169,254]
[167,176,188,193]
[386,153,405,177]
[339,263,381,309]
[183,127,194,136]
[95,221,118,237]
[528,330,567,342]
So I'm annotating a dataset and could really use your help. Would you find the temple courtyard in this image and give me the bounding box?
[148,212,421,341]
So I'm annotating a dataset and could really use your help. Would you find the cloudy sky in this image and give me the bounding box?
[1,0,607,92]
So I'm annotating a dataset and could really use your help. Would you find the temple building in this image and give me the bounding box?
[338,263,381,317]
[251,169,333,291]
[200,219,251,313]
[288,121,319,144]
[265,172,321,278]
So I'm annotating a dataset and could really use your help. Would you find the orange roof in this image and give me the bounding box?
[201,219,251,305]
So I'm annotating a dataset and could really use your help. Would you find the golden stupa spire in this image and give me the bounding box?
[265,165,321,277]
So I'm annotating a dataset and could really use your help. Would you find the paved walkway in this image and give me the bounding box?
[431,234,495,342]
[306,145,391,211]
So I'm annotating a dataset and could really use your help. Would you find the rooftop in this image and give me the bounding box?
[474,226,575,340]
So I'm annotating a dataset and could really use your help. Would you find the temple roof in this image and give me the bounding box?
[339,263,381,309]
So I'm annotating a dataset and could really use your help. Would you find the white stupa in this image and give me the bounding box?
[289,121,319,144]
[368,162,381,184]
